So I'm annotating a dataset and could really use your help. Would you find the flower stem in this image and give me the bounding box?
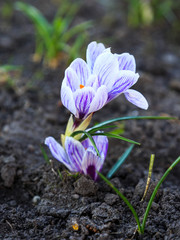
[73,118,82,129]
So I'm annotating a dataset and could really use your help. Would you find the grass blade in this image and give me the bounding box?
[68,34,87,61]
[88,124,122,135]
[141,154,155,201]
[0,65,21,72]
[56,1,79,30]
[89,116,177,131]
[107,144,134,179]
[141,156,180,233]
[62,21,92,42]
[15,2,55,59]
[15,2,51,29]
[40,145,50,164]
[91,132,140,145]
[71,130,100,157]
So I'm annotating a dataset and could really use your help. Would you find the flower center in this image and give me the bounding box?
[80,84,84,89]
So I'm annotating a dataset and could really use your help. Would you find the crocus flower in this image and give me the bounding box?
[61,41,148,119]
[45,134,108,181]
[61,113,93,148]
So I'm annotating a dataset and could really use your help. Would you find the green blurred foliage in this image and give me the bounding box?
[127,0,179,27]
[15,1,92,68]
[1,1,13,20]
[0,65,22,88]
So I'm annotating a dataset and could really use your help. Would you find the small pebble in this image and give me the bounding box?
[151,202,159,211]
[2,125,10,133]
[74,176,98,196]
[32,196,41,205]
[72,194,80,200]
[2,155,15,164]
[162,53,178,66]
[27,144,35,152]
[1,164,16,187]
[98,233,109,240]
[104,193,119,205]
[9,200,17,207]
[16,169,23,176]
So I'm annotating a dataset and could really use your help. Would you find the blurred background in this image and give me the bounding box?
[0,1,180,238]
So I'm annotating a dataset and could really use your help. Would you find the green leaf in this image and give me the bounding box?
[68,34,87,62]
[71,130,100,157]
[55,1,79,30]
[108,122,125,135]
[107,144,134,179]
[62,21,92,42]
[52,18,64,36]
[84,125,117,135]
[90,132,140,145]
[57,169,62,180]
[15,2,51,29]
[40,145,50,164]
[89,115,177,132]
[0,65,21,72]
[15,2,55,59]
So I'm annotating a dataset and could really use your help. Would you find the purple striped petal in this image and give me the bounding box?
[92,134,108,158]
[70,58,90,85]
[44,136,73,171]
[115,53,136,72]
[124,89,149,110]
[93,52,119,89]
[65,137,85,172]
[82,134,108,158]
[108,71,139,102]
[64,68,80,92]
[81,146,105,180]
[61,85,77,116]
[88,85,108,114]
[86,41,105,73]
[73,87,95,119]
[86,74,100,90]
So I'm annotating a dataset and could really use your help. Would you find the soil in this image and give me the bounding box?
[0,0,180,239]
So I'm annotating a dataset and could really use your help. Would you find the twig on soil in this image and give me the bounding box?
[141,154,155,201]
[6,220,13,231]
[130,227,138,240]
[50,159,58,176]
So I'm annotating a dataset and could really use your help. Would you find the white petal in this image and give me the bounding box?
[86,74,99,90]
[88,85,108,114]
[93,52,119,89]
[115,53,136,72]
[82,134,108,159]
[61,85,77,116]
[91,134,109,158]
[73,87,95,119]
[65,137,85,172]
[81,147,105,180]
[70,58,90,85]
[86,41,105,72]
[44,137,73,171]
[124,89,149,110]
[64,68,80,92]
[108,71,139,102]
